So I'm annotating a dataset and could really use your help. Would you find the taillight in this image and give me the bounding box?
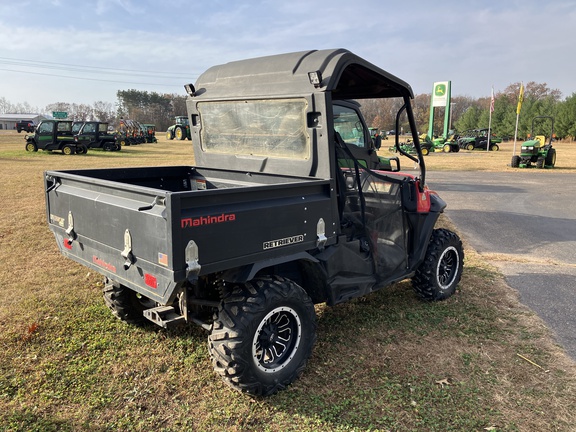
[416,182,432,213]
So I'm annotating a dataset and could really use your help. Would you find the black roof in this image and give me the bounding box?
[193,49,413,100]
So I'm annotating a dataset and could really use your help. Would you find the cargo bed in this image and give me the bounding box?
[45,166,335,303]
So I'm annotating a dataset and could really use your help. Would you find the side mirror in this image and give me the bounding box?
[374,135,382,150]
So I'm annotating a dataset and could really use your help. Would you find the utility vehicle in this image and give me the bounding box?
[44,49,464,396]
[25,119,85,155]
[458,129,501,151]
[74,121,120,151]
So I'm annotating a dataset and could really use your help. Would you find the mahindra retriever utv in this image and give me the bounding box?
[45,49,464,396]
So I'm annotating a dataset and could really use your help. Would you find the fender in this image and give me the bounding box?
[221,251,319,284]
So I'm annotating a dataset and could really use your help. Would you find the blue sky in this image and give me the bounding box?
[1,0,575,109]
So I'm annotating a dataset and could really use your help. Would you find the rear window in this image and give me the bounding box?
[198,99,310,160]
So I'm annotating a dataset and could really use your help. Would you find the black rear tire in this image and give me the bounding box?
[209,276,317,396]
[103,281,155,325]
[175,126,186,140]
[412,229,464,301]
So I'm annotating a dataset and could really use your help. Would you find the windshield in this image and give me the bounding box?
[333,104,365,148]
[72,122,83,134]
[198,99,310,160]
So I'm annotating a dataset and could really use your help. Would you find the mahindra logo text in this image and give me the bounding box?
[93,255,117,273]
[181,213,236,228]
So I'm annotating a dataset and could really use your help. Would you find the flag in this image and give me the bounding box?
[490,87,495,113]
[516,82,524,115]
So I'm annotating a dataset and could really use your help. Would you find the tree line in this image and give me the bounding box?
[362,82,576,141]
[0,90,188,132]
[1,82,575,138]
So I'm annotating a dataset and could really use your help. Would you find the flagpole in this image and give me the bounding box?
[513,82,524,157]
[487,86,494,151]
[512,112,520,156]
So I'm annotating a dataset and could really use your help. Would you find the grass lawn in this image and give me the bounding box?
[1,130,575,431]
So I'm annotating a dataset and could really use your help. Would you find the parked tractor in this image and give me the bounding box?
[511,116,556,168]
[141,124,158,143]
[412,134,457,154]
[166,116,191,140]
[116,118,145,146]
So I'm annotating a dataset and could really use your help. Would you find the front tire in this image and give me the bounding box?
[209,276,317,396]
[25,141,38,152]
[62,144,75,155]
[412,229,464,301]
[166,130,173,140]
[511,155,521,167]
[466,143,475,151]
[545,148,556,167]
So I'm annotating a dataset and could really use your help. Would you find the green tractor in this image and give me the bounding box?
[511,116,556,169]
[141,124,158,143]
[415,133,458,154]
[166,116,191,140]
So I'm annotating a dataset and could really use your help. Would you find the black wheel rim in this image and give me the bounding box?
[436,246,459,290]
[252,307,301,373]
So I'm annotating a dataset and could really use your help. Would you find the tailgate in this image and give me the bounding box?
[45,171,176,303]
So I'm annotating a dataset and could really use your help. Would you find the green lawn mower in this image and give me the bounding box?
[511,116,556,169]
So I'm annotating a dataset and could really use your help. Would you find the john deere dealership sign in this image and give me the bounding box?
[432,81,450,107]
[427,81,452,139]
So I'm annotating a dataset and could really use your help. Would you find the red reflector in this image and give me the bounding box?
[63,239,72,250]
[144,273,157,289]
